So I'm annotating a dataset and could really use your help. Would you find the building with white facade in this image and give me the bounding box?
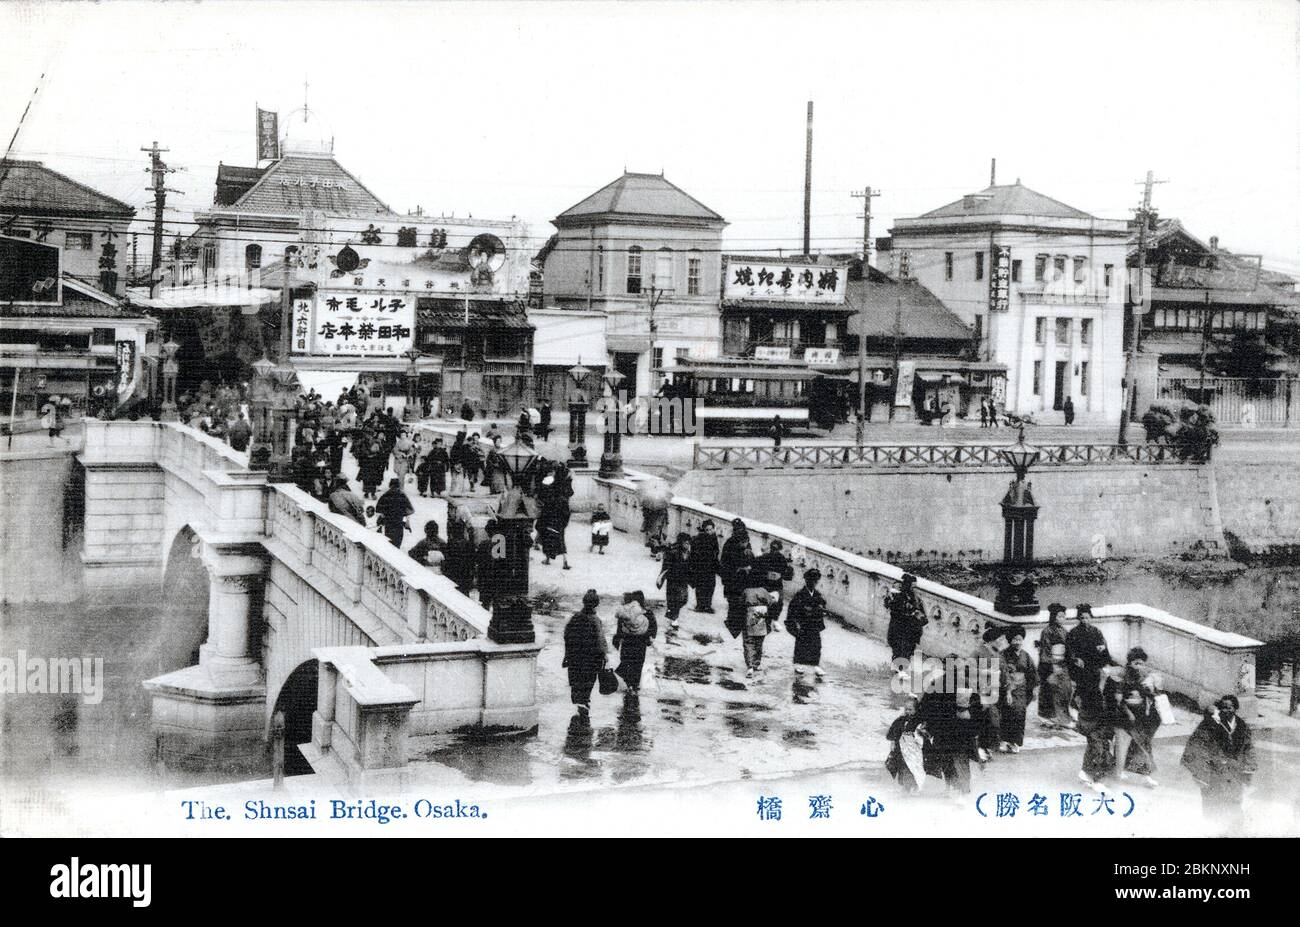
[883,182,1129,423]
[539,172,727,395]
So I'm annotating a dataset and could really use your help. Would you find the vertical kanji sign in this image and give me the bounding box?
[256,108,279,161]
[990,245,1011,312]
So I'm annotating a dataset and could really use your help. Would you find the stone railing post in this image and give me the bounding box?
[404,585,427,639]
[312,661,337,750]
[345,539,365,603]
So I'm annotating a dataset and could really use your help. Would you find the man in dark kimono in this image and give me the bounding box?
[753,538,794,624]
[719,518,756,638]
[1182,694,1257,833]
[375,478,414,548]
[686,520,720,613]
[886,574,927,663]
[658,532,692,630]
[563,590,608,719]
[407,520,446,567]
[1066,603,1113,711]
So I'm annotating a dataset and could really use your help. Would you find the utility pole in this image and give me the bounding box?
[142,142,181,297]
[1118,170,1164,445]
[851,185,881,444]
[802,101,813,257]
[890,295,903,422]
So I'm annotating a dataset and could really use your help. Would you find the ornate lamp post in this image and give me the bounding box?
[993,426,1041,616]
[597,367,626,478]
[248,355,300,480]
[566,360,591,468]
[403,348,422,422]
[160,336,181,421]
[487,439,538,644]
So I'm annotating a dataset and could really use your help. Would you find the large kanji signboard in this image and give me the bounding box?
[724,258,846,303]
[308,289,415,357]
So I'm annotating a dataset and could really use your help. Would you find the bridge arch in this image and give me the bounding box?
[272,659,318,777]
[157,525,209,674]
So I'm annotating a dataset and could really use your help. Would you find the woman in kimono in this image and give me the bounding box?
[886,695,925,793]
[612,591,657,693]
[1109,647,1162,787]
[359,439,387,499]
[1035,603,1074,727]
[998,628,1038,753]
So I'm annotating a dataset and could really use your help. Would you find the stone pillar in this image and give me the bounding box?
[198,546,266,687]
[567,393,589,468]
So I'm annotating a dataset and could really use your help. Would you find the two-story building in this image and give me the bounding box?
[139,115,534,413]
[0,163,154,418]
[883,182,1129,423]
[540,171,727,395]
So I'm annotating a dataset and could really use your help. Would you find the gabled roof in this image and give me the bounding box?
[219,154,394,217]
[0,160,135,219]
[555,172,724,225]
[919,182,1092,220]
[845,274,974,341]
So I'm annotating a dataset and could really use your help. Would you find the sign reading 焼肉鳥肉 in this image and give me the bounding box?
[724,258,846,303]
[310,290,414,357]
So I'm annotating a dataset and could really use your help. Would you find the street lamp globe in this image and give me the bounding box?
[567,361,592,387]
[997,427,1041,480]
[499,439,537,479]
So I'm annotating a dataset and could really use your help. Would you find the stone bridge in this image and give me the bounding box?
[78,420,540,788]
[75,421,1263,790]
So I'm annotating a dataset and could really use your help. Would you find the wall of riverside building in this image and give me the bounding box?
[1214,461,1300,555]
[674,463,1229,562]
[0,449,82,603]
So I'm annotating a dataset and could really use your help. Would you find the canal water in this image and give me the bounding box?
[0,584,271,793]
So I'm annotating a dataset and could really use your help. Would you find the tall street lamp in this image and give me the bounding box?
[403,348,422,422]
[249,354,300,480]
[993,426,1041,616]
[567,360,592,468]
[487,439,539,644]
[160,336,181,421]
[598,367,626,478]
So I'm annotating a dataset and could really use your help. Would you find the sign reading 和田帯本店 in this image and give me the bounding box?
[308,290,415,357]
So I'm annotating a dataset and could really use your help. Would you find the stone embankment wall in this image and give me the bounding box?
[674,463,1244,563]
[0,448,83,603]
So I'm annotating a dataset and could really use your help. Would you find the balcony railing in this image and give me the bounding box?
[693,442,1190,471]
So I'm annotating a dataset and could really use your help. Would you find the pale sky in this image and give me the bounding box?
[2,0,1297,274]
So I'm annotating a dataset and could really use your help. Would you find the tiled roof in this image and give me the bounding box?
[0,274,147,319]
[220,155,394,217]
[919,183,1092,220]
[845,276,974,341]
[0,160,135,219]
[214,163,268,206]
[555,172,724,224]
[417,297,532,330]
